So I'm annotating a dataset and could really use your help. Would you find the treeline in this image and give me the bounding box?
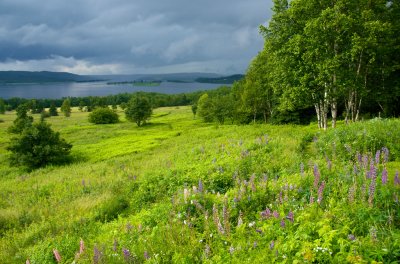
[255,0,399,128]
[0,87,231,113]
[197,0,400,127]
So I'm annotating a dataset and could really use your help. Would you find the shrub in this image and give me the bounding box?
[7,121,72,169]
[88,107,119,124]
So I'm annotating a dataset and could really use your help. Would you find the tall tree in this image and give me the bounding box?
[61,99,71,117]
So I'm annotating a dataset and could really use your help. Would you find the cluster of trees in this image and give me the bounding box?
[197,0,400,127]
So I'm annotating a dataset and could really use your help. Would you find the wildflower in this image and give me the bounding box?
[273,210,280,219]
[382,147,389,163]
[261,207,271,219]
[356,152,362,164]
[113,239,118,252]
[362,154,369,169]
[212,204,225,235]
[204,244,211,258]
[81,179,86,187]
[353,165,358,175]
[326,156,332,170]
[126,222,133,232]
[382,167,388,185]
[253,241,258,248]
[375,150,381,165]
[144,251,150,260]
[93,247,102,264]
[223,199,230,235]
[53,249,61,263]
[348,234,356,241]
[256,229,263,234]
[198,179,204,192]
[300,162,304,177]
[348,185,356,203]
[313,164,320,190]
[79,239,85,255]
[26,260,31,264]
[269,240,275,250]
[394,171,400,186]
[249,173,256,192]
[122,248,131,261]
[229,246,235,254]
[237,211,243,227]
[183,188,190,203]
[286,211,294,223]
[370,227,377,242]
[248,221,256,228]
[368,171,377,206]
[280,219,286,228]
[317,181,325,204]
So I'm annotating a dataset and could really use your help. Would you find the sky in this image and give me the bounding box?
[0,0,273,75]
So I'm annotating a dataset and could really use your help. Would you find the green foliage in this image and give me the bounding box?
[7,104,33,134]
[197,93,214,122]
[88,107,119,124]
[7,121,72,169]
[49,102,58,116]
[191,103,197,117]
[0,99,5,114]
[0,107,399,263]
[61,98,71,117]
[125,96,152,126]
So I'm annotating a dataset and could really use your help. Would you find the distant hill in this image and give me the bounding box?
[0,71,93,83]
[0,71,242,84]
[195,74,244,84]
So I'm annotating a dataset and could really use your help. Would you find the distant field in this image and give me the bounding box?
[0,107,399,263]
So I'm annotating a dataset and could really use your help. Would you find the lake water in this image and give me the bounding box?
[0,81,224,99]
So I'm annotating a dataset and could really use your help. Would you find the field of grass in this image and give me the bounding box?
[0,107,399,263]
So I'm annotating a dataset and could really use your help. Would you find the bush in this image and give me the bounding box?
[7,121,72,169]
[88,107,119,124]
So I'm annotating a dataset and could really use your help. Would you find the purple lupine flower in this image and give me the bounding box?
[317,181,325,205]
[394,171,400,186]
[279,191,283,204]
[286,211,294,223]
[269,240,275,250]
[122,248,131,261]
[273,211,280,219]
[381,147,389,163]
[313,165,320,190]
[353,165,358,175]
[256,229,263,234]
[348,185,356,203]
[113,239,118,252]
[93,246,102,264]
[368,160,376,179]
[212,204,225,235]
[368,172,377,206]
[198,179,204,193]
[144,251,150,260]
[250,173,256,192]
[362,154,369,169]
[126,222,133,232]
[280,219,285,228]
[357,152,362,164]
[326,157,332,170]
[300,162,304,177]
[261,207,271,219]
[348,234,356,241]
[382,167,388,185]
[375,150,381,165]
[81,179,86,187]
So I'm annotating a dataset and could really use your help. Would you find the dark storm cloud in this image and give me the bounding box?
[0,0,273,74]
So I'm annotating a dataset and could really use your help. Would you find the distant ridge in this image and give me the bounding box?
[0,71,92,83]
[195,74,244,84]
[0,71,242,84]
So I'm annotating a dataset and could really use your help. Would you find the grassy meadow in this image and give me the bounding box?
[0,106,399,263]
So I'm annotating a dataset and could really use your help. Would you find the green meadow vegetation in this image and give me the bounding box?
[0,106,399,263]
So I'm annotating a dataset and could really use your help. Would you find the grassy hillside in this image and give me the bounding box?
[0,107,399,263]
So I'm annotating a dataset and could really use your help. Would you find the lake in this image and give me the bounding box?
[0,81,224,99]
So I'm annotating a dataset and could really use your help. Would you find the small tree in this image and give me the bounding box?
[61,99,71,117]
[125,96,152,127]
[7,121,72,169]
[49,102,58,116]
[89,107,119,124]
[8,104,33,134]
[191,103,197,118]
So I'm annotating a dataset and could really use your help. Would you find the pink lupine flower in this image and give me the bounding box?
[53,249,61,263]
[382,168,388,185]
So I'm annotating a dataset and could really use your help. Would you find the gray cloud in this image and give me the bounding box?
[0,0,273,74]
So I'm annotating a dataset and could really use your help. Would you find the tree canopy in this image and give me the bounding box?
[125,96,153,127]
